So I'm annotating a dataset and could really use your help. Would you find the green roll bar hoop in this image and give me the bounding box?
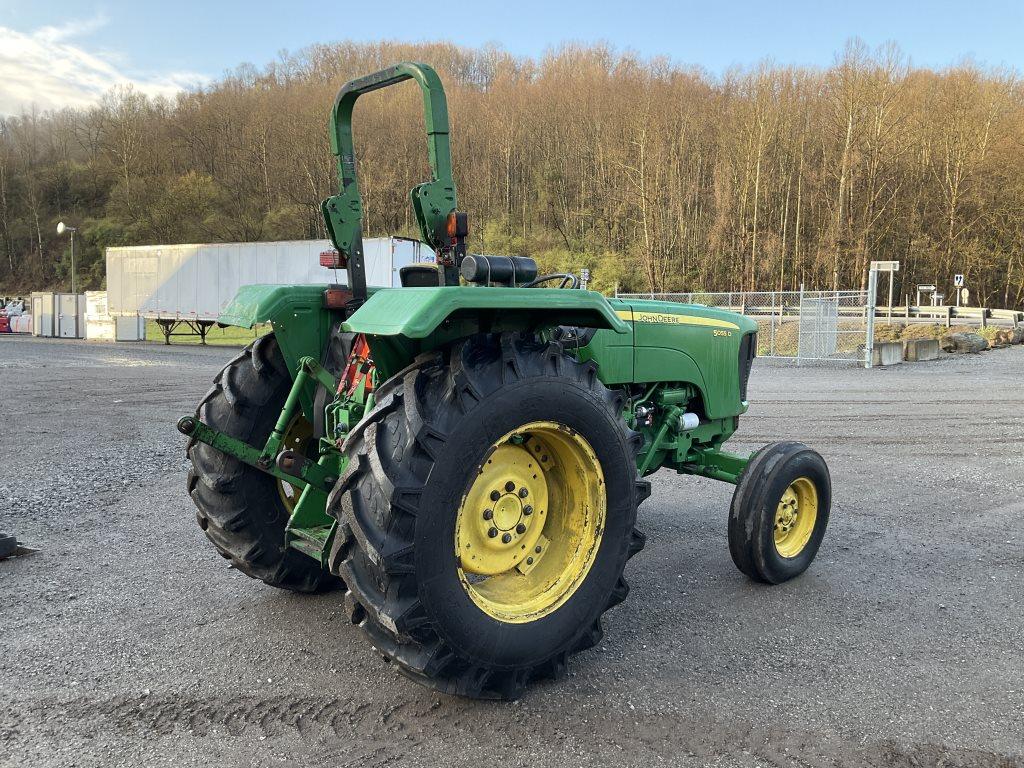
[321,62,458,300]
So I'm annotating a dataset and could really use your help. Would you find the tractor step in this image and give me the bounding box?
[286,525,334,559]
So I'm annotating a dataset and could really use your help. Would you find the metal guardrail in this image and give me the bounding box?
[617,291,1023,326]
[874,305,1023,326]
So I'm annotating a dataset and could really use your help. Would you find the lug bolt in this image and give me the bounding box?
[535,545,542,554]
[523,505,533,515]
[502,533,512,544]
[516,523,526,534]
[526,557,534,565]
[483,509,493,520]
[505,481,516,493]
[490,490,501,501]
[488,528,498,538]
[518,487,529,498]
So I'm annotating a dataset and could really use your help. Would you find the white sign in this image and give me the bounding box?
[870,260,900,272]
[961,287,970,304]
[954,274,965,287]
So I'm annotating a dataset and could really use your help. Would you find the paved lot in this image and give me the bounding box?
[1,336,1022,767]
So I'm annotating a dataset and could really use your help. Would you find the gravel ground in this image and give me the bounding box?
[1,336,1022,768]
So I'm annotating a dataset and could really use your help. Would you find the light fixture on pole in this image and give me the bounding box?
[57,221,78,294]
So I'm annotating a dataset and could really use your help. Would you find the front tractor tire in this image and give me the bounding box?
[728,441,831,584]
[186,334,335,593]
[328,333,649,699]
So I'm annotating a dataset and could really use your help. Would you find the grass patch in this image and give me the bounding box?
[145,320,271,346]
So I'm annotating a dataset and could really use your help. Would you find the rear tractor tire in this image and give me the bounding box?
[728,441,831,584]
[328,333,649,699]
[186,334,337,593]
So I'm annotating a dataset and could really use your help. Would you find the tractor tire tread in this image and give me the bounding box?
[728,441,830,584]
[186,333,336,593]
[326,332,646,699]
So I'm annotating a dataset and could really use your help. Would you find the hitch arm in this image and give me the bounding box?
[176,356,341,495]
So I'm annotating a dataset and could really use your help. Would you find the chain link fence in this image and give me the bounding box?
[615,289,875,365]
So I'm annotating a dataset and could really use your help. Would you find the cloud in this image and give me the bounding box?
[0,16,209,116]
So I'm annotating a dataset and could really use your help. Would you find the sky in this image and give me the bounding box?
[1,0,1022,115]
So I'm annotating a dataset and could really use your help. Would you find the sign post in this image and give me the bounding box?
[954,274,965,306]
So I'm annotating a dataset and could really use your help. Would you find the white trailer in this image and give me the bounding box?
[105,237,425,342]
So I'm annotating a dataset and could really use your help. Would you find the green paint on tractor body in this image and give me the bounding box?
[181,61,760,567]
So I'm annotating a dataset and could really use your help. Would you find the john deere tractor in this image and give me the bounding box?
[179,63,830,699]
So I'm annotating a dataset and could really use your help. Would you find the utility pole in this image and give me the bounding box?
[57,221,78,293]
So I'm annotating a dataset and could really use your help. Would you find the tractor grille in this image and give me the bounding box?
[738,332,756,401]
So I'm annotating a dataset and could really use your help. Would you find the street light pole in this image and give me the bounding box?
[56,221,78,293]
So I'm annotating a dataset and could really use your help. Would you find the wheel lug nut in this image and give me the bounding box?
[518,487,529,498]
[526,556,534,565]
[490,490,501,501]
[501,533,512,544]
[483,509,493,520]
[516,523,526,534]
[535,545,542,553]
[505,481,516,493]
[523,505,533,515]
[488,528,498,538]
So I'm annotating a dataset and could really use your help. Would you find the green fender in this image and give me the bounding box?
[219,284,336,419]
[341,286,630,337]
[219,284,328,330]
[219,283,629,383]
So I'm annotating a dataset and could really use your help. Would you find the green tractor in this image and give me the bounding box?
[178,63,831,699]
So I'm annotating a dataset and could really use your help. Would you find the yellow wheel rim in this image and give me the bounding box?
[773,477,818,558]
[454,421,606,624]
[276,413,314,513]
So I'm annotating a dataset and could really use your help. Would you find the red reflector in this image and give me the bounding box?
[320,249,346,269]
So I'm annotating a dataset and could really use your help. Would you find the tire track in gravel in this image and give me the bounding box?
[2,694,1021,768]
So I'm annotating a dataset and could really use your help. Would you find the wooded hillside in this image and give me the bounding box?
[1,39,1021,305]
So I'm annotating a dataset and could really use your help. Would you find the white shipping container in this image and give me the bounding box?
[31,292,55,337]
[106,237,425,320]
[57,293,86,338]
[85,290,114,341]
[85,290,108,318]
[86,318,116,341]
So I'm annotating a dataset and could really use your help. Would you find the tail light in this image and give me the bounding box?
[320,249,347,269]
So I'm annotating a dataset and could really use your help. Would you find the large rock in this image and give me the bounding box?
[1012,327,1024,345]
[940,332,989,353]
[991,329,1012,347]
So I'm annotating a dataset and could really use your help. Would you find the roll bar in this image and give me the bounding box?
[321,62,458,301]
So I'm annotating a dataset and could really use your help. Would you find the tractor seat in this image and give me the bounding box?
[400,263,444,287]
